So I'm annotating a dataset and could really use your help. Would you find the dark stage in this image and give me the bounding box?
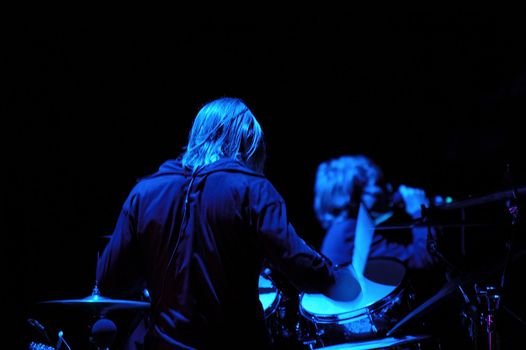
[9,8,526,349]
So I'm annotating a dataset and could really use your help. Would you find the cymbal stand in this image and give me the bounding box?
[87,281,117,349]
[499,177,520,295]
[474,284,501,350]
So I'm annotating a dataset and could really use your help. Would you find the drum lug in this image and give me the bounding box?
[296,319,324,349]
[409,290,416,304]
[301,338,317,350]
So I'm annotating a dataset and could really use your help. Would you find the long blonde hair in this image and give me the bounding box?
[182,97,265,173]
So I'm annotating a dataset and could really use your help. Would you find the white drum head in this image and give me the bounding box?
[259,274,278,312]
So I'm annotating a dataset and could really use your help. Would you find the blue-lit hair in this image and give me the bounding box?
[313,155,382,229]
[182,97,265,172]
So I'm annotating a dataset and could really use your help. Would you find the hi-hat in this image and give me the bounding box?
[40,293,150,315]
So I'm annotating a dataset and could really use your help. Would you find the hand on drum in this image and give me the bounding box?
[323,264,361,301]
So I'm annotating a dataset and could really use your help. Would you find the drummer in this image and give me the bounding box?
[313,155,443,301]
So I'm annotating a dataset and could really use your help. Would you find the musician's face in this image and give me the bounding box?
[362,180,384,211]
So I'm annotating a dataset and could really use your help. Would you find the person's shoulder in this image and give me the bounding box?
[142,159,185,179]
[129,159,185,193]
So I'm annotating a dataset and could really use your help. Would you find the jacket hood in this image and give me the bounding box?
[144,157,265,180]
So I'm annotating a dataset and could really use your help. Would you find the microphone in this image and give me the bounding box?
[27,318,52,344]
[390,187,453,210]
[91,318,117,349]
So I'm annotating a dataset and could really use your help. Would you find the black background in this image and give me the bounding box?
[9,8,526,349]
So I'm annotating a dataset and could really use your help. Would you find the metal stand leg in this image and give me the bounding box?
[476,285,501,350]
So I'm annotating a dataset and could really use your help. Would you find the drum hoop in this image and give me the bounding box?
[299,258,409,324]
[259,273,282,318]
[263,289,282,318]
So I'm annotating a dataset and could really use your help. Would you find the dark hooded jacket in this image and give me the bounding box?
[96,158,335,349]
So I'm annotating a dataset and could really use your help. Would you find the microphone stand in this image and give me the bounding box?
[454,164,522,350]
[479,165,524,350]
[471,200,518,350]
[500,164,521,293]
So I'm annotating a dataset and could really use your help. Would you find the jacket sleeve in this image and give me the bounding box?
[256,199,335,293]
[96,190,145,298]
[372,226,437,269]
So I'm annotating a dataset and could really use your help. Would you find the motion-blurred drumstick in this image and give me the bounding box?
[352,202,375,284]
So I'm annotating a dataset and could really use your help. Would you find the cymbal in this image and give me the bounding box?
[433,185,526,211]
[40,294,150,315]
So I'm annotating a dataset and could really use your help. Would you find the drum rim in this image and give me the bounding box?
[299,257,409,323]
[259,273,282,318]
[263,290,281,318]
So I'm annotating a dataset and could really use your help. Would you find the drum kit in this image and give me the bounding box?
[259,258,439,349]
[29,186,525,349]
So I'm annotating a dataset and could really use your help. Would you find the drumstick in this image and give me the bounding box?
[352,202,375,285]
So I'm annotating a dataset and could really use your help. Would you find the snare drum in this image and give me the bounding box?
[299,258,415,348]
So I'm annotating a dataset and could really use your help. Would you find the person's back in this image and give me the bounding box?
[133,158,278,348]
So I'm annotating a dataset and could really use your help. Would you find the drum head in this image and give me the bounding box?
[259,274,280,317]
[300,258,406,318]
